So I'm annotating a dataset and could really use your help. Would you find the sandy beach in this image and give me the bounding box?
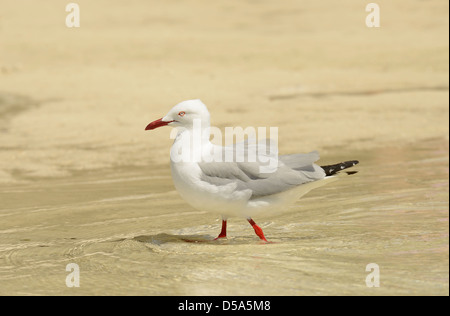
[0,0,448,295]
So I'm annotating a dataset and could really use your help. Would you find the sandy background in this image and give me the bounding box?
[0,0,448,184]
[0,0,448,296]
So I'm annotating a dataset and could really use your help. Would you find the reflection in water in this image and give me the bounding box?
[0,139,448,295]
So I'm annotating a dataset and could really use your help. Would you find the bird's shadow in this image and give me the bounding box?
[132,233,269,245]
[133,233,218,245]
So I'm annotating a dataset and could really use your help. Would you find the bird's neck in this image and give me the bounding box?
[173,126,211,150]
[175,125,210,143]
[171,127,212,164]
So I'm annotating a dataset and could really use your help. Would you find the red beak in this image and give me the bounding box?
[145,118,173,130]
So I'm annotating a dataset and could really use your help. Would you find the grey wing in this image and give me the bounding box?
[198,151,325,198]
[279,151,321,171]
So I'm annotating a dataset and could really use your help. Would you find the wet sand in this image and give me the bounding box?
[0,139,448,295]
[0,0,449,295]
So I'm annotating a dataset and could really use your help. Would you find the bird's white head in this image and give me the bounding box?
[145,99,210,131]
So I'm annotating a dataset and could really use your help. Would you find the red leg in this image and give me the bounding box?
[214,219,227,240]
[247,218,268,242]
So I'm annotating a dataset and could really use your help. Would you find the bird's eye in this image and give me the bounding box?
[178,111,186,117]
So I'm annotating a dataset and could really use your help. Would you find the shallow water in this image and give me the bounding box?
[0,138,448,296]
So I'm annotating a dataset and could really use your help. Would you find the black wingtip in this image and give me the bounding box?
[321,160,359,176]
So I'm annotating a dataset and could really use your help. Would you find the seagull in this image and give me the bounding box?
[145,99,358,242]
